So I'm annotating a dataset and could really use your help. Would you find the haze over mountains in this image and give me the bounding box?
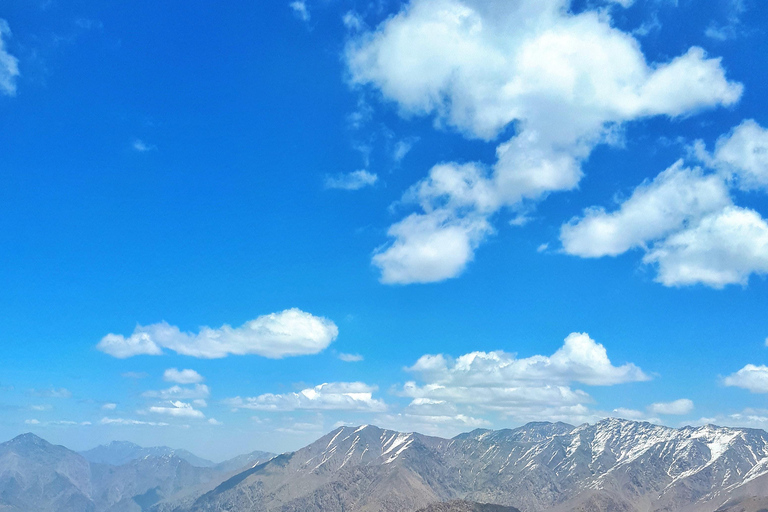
[6,419,768,512]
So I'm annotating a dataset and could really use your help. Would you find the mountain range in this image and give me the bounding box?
[5,419,768,511]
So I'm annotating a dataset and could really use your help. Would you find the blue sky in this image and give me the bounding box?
[1,0,768,460]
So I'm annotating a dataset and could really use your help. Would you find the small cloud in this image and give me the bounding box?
[537,243,549,253]
[393,137,419,163]
[100,417,169,427]
[163,368,204,384]
[338,353,364,362]
[324,170,378,191]
[290,1,310,22]
[25,419,40,425]
[102,403,117,410]
[207,418,222,425]
[193,399,207,408]
[132,139,156,152]
[30,404,52,411]
[30,388,72,399]
[0,20,20,97]
[724,364,768,393]
[148,400,205,419]
[343,11,365,32]
[143,384,210,400]
[648,398,694,415]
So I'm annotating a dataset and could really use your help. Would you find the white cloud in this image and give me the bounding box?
[648,398,694,415]
[97,308,338,359]
[561,161,731,258]
[373,208,492,284]
[143,383,210,400]
[612,408,646,420]
[224,382,387,412]
[132,139,156,152]
[324,170,378,190]
[25,419,40,425]
[401,333,648,422]
[0,20,19,97]
[724,364,768,393]
[345,0,741,284]
[709,119,768,192]
[393,137,419,162]
[207,418,222,425]
[100,417,169,427]
[290,1,310,22]
[562,121,768,289]
[148,401,205,419]
[343,11,366,32]
[407,332,648,387]
[164,368,204,384]
[101,403,117,411]
[338,352,364,362]
[193,399,207,408]
[644,206,768,288]
[30,404,52,411]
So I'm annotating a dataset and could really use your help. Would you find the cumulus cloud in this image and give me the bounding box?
[373,207,492,284]
[400,333,648,422]
[648,398,694,415]
[101,403,117,411]
[96,308,338,359]
[324,170,378,190]
[562,120,768,288]
[163,368,204,384]
[644,206,768,288]
[143,384,210,400]
[148,401,205,419]
[224,382,387,412]
[707,119,768,192]
[561,161,731,258]
[724,364,768,393]
[0,20,19,96]
[345,0,741,283]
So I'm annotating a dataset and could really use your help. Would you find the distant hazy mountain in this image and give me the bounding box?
[80,441,216,468]
[0,433,273,512]
[169,419,768,512]
[0,433,94,512]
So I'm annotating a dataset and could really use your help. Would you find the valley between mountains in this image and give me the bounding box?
[4,419,768,512]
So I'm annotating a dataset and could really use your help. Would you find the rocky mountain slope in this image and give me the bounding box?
[416,500,521,512]
[7,419,768,512]
[169,419,768,512]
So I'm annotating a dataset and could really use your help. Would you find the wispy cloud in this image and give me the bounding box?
[289,1,310,22]
[132,139,156,152]
[338,353,364,362]
[0,20,20,96]
[324,170,378,191]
